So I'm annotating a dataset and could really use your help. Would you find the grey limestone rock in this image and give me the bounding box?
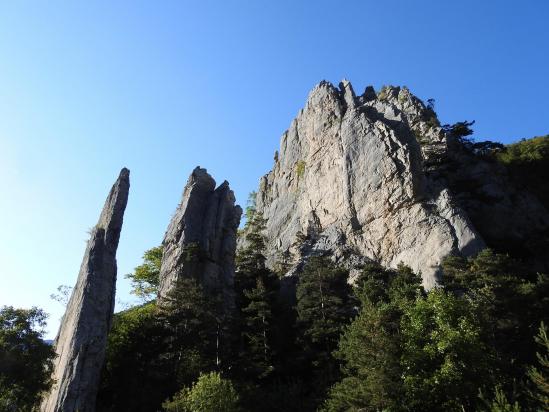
[158,167,242,310]
[255,81,486,288]
[41,168,130,412]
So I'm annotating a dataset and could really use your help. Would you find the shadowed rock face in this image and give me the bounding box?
[158,167,242,310]
[255,81,486,288]
[41,168,130,412]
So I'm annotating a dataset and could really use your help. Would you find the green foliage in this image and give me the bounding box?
[527,322,549,409]
[236,214,268,279]
[421,98,440,129]
[97,303,171,412]
[401,289,493,411]
[442,249,549,387]
[496,135,549,210]
[323,264,422,412]
[0,306,55,412]
[497,136,549,164]
[479,387,522,412]
[241,277,275,379]
[323,299,403,411]
[295,256,352,405]
[163,372,240,412]
[295,160,306,180]
[49,284,72,306]
[235,202,280,391]
[377,85,389,101]
[443,120,475,139]
[158,277,224,378]
[125,246,162,301]
[245,191,257,221]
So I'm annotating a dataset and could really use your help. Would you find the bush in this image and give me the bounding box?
[163,372,240,412]
[295,161,306,180]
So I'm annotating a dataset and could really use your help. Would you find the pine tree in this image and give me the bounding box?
[323,263,421,412]
[442,249,549,387]
[235,192,271,308]
[241,277,275,378]
[527,322,549,409]
[157,276,222,387]
[295,256,352,389]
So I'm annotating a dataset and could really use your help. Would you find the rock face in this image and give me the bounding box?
[41,168,130,412]
[255,81,486,288]
[158,167,242,309]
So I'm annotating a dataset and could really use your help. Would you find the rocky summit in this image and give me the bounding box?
[158,167,242,310]
[255,80,490,288]
[41,168,130,412]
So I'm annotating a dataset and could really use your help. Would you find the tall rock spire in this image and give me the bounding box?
[158,167,242,310]
[41,168,130,412]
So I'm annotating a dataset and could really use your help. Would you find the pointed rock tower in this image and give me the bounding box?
[41,168,130,412]
[158,167,242,310]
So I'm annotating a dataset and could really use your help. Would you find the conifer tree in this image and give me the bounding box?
[157,276,222,387]
[296,256,352,385]
[235,192,279,381]
[527,322,549,409]
[241,277,275,378]
[323,263,421,412]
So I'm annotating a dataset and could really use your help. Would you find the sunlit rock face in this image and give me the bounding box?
[255,81,485,288]
[41,168,130,412]
[158,167,242,310]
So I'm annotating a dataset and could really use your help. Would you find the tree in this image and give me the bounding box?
[323,263,422,412]
[401,289,494,411]
[157,277,222,384]
[125,246,163,301]
[241,277,275,379]
[0,306,56,411]
[296,256,352,393]
[527,322,549,409]
[162,372,240,412]
[96,303,170,412]
[235,192,279,381]
[478,387,522,412]
[442,250,549,387]
[443,120,475,139]
[49,284,73,307]
[496,135,549,210]
[323,298,403,412]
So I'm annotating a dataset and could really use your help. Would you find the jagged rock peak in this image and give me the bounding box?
[41,168,130,412]
[158,167,242,310]
[255,80,485,288]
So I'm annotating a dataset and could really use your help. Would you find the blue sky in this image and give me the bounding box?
[0,0,547,338]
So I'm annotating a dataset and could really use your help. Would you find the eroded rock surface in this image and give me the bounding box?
[41,168,130,412]
[158,167,242,309]
[255,81,486,288]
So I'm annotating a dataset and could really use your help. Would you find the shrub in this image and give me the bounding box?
[295,160,306,180]
[163,372,240,412]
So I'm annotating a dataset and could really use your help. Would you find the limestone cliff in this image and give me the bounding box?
[41,168,130,412]
[158,167,242,309]
[255,81,487,288]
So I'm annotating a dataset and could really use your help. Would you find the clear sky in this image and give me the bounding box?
[1,0,548,338]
